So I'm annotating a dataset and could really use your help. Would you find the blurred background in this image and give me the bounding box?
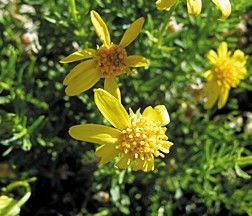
[0,0,252,215]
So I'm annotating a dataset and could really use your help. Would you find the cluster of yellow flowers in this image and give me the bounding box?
[60,1,248,172]
[61,10,172,172]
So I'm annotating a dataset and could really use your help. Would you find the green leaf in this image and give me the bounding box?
[234,163,251,179]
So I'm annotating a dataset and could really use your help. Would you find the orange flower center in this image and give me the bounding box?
[97,45,127,78]
[116,117,167,160]
[213,58,245,88]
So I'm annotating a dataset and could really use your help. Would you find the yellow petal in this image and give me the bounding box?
[119,17,144,48]
[159,141,173,153]
[155,0,178,10]
[212,0,231,20]
[218,87,229,109]
[124,55,149,67]
[63,59,96,85]
[104,77,121,102]
[204,81,220,109]
[132,159,145,171]
[69,124,122,145]
[90,10,110,46]
[204,70,213,80]
[65,68,100,96]
[217,42,228,58]
[60,49,97,63]
[95,144,119,164]
[232,50,247,62]
[143,105,170,126]
[94,88,130,130]
[115,156,131,169]
[206,50,218,64]
[142,158,154,172]
[187,0,202,16]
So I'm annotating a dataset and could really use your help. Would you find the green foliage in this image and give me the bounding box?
[0,0,252,215]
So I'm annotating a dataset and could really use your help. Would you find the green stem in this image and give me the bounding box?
[157,5,177,47]
[70,0,78,23]
[3,178,37,208]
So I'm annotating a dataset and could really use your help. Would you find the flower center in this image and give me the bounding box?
[116,117,167,160]
[97,44,127,78]
[213,58,243,88]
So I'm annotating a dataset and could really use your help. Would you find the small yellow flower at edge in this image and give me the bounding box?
[156,0,231,20]
[60,10,149,101]
[69,89,173,172]
[203,42,248,110]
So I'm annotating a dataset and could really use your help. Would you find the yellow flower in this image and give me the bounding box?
[156,0,231,20]
[203,42,248,109]
[60,10,148,100]
[69,89,173,172]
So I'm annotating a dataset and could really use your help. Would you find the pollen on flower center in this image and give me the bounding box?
[97,45,127,78]
[116,117,167,160]
[213,59,239,87]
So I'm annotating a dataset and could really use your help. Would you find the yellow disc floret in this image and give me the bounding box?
[116,116,168,160]
[213,59,244,88]
[97,44,127,78]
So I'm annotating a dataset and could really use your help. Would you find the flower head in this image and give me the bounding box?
[156,0,231,20]
[60,11,148,101]
[69,89,173,172]
[203,42,248,109]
